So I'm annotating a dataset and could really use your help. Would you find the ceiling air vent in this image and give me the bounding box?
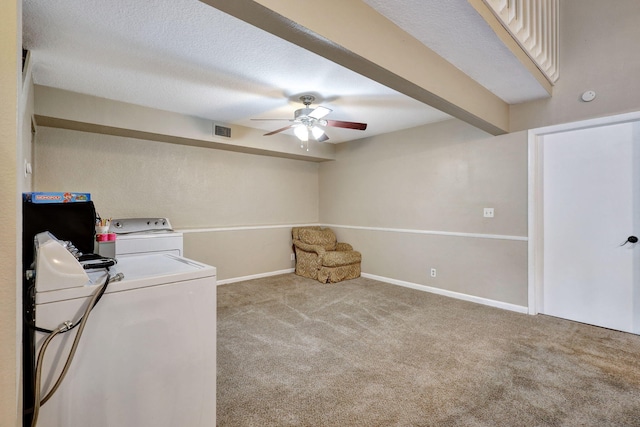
[214,124,231,138]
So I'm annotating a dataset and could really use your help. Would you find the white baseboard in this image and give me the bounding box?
[217,269,528,314]
[217,268,295,286]
[361,273,529,314]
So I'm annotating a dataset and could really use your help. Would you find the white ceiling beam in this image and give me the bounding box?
[200,0,510,135]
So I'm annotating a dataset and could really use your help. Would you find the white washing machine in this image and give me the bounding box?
[32,231,216,427]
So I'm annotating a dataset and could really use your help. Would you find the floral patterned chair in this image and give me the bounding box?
[292,226,361,283]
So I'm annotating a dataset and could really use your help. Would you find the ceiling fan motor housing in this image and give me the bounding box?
[294,108,320,128]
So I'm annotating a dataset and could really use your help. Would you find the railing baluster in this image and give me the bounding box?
[483,0,559,84]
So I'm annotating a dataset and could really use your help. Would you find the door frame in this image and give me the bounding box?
[527,111,640,315]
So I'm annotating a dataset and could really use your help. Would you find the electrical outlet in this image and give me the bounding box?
[290,253,295,261]
[483,208,494,218]
[430,268,437,278]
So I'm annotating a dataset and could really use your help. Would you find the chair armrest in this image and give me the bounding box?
[293,239,327,257]
[336,242,353,251]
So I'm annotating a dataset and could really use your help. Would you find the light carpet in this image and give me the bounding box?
[217,274,640,426]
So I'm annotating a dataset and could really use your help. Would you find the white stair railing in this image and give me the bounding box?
[483,0,559,83]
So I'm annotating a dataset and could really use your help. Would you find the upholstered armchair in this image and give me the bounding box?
[292,226,362,283]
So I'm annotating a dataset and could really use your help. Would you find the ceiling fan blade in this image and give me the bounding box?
[264,125,294,136]
[251,118,293,121]
[309,106,332,120]
[325,120,367,130]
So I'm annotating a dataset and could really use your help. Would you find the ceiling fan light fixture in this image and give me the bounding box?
[294,124,309,141]
[311,126,325,140]
[253,94,367,145]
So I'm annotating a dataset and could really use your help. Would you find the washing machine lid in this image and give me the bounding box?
[35,253,216,305]
[112,254,205,280]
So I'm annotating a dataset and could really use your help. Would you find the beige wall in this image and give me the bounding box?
[33,115,530,303]
[21,71,34,193]
[34,126,318,279]
[184,228,296,281]
[1,1,20,426]
[328,227,527,306]
[34,85,335,163]
[511,0,640,131]
[319,119,529,306]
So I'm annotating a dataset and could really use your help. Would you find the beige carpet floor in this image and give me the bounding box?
[217,274,640,426]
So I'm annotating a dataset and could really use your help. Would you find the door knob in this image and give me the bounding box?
[620,236,638,246]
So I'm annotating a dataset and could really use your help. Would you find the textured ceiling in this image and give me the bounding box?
[363,0,549,104]
[22,0,549,144]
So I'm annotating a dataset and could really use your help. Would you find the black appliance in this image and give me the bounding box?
[22,199,97,426]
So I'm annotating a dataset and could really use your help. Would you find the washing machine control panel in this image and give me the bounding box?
[109,218,173,234]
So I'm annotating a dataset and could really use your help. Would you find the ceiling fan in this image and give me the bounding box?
[252,95,367,144]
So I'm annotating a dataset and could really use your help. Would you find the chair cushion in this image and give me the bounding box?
[297,228,337,251]
[322,250,362,267]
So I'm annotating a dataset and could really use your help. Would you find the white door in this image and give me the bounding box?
[542,121,640,334]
